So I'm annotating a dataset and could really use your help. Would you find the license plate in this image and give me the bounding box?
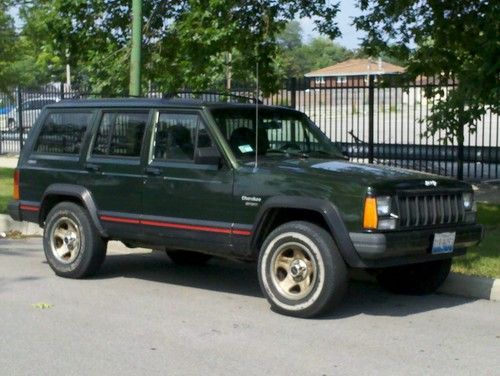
[432,232,456,254]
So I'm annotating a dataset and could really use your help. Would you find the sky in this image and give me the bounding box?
[299,2,364,48]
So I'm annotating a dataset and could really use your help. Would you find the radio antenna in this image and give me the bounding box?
[254,60,259,169]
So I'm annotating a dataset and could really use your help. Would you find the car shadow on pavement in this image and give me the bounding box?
[95,250,475,319]
[97,250,263,298]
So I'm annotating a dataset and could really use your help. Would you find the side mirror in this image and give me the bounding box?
[194,146,222,166]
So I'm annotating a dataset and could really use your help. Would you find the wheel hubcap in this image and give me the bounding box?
[50,217,81,263]
[271,242,317,300]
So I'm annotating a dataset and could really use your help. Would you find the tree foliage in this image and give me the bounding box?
[0,3,17,92]
[17,0,342,94]
[355,0,500,140]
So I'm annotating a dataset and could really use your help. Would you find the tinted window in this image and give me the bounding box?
[92,112,148,157]
[153,113,212,161]
[34,112,93,155]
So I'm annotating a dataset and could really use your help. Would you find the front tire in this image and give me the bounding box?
[376,259,452,295]
[43,202,107,278]
[258,221,347,318]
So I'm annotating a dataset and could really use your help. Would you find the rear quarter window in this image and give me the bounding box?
[34,111,93,155]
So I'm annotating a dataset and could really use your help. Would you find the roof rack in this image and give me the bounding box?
[162,91,262,104]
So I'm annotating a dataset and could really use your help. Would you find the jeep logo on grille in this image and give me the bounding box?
[425,180,438,187]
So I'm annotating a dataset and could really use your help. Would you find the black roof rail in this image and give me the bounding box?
[162,91,263,104]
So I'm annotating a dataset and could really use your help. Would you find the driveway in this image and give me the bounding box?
[1,238,499,375]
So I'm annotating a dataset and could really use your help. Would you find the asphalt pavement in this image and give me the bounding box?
[1,238,499,376]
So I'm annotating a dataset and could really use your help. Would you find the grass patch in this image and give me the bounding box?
[452,203,500,278]
[0,167,14,214]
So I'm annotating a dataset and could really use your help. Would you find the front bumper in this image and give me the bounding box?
[350,224,483,267]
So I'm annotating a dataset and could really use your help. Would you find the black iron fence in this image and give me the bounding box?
[1,77,498,181]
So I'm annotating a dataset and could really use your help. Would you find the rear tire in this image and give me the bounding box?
[43,202,107,278]
[166,250,212,265]
[258,221,347,318]
[376,259,451,295]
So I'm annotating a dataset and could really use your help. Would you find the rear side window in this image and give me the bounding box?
[92,111,148,157]
[34,112,93,155]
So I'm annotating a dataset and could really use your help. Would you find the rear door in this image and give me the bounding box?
[141,109,238,253]
[83,109,151,239]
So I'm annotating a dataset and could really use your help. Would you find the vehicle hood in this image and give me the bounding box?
[258,157,469,192]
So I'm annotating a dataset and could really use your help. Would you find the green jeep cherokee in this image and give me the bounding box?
[9,97,483,317]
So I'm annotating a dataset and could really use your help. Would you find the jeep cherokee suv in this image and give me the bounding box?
[9,98,483,317]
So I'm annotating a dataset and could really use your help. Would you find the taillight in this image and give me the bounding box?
[363,197,378,229]
[13,169,20,200]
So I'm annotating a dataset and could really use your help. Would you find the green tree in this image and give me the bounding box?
[0,3,17,92]
[355,0,500,140]
[277,20,303,50]
[18,1,342,95]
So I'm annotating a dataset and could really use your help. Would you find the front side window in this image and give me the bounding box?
[153,113,212,161]
[35,111,93,155]
[92,111,148,157]
[211,108,343,161]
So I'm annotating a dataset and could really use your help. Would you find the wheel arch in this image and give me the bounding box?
[39,184,107,237]
[250,196,363,267]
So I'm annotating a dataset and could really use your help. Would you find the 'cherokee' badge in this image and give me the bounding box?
[241,195,262,207]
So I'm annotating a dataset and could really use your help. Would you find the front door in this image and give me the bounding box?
[141,110,238,253]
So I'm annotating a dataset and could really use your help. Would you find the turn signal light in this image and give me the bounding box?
[363,197,378,229]
[13,169,20,200]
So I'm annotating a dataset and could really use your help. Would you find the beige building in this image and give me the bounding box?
[305,58,405,88]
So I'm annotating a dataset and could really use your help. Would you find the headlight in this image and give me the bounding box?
[463,192,476,211]
[378,218,397,230]
[376,196,391,216]
[363,196,397,230]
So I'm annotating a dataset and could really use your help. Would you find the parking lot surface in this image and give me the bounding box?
[1,238,499,375]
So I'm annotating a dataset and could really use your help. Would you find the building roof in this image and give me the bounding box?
[304,58,405,78]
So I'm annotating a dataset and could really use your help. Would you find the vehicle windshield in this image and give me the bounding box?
[210,107,344,161]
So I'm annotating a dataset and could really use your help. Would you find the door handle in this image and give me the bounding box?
[145,166,161,176]
[85,163,100,172]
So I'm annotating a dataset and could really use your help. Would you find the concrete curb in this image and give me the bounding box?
[348,268,500,302]
[0,214,43,236]
[1,213,498,302]
[439,273,500,301]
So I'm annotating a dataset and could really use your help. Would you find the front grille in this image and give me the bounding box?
[397,193,464,228]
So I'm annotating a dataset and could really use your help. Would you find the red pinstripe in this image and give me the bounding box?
[99,215,251,236]
[20,205,40,212]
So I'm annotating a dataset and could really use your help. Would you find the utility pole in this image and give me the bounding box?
[129,0,142,96]
[225,52,232,91]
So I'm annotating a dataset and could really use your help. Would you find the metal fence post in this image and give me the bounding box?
[457,124,464,181]
[368,75,375,164]
[60,82,65,100]
[290,77,297,109]
[16,87,24,150]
